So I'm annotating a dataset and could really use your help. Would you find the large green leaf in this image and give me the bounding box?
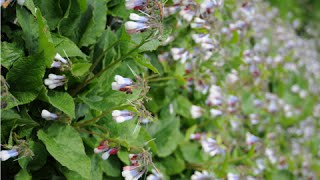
[46,91,75,118]
[148,117,184,157]
[160,153,186,175]
[6,54,46,105]
[33,0,64,29]
[79,0,107,47]
[58,0,82,43]
[0,42,24,69]
[101,156,121,177]
[52,34,87,59]
[37,9,56,67]
[16,7,39,54]
[38,124,91,179]
[179,142,204,164]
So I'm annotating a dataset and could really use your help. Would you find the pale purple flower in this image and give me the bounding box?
[191,105,203,119]
[0,149,19,161]
[112,110,134,123]
[41,109,58,120]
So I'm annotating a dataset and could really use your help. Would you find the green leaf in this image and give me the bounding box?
[24,0,37,16]
[161,153,186,175]
[71,63,92,76]
[38,124,91,179]
[134,55,160,74]
[78,0,88,12]
[33,0,64,29]
[6,53,46,105]
[37,9,56,67]
[58,0,82,43]
[138,39,161,52]
[62,155,102,180]
[46,91,75,118]
[79,0,107,47]
[108,0,129,19]
[100,156,121,177]
[117,150,130,165]
[52,34,87,59]
[179,142,203,164]
[175,95,192,118]
[0,42,24,69]
[16,7,39,54]
[15,169,32,180]
[148,117,184,157]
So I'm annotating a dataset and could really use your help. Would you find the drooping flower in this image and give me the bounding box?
[51,53,69,68]
[206,85,223,106]
[122,153,149,180]
[125,21,149,34]
[190,133,204,140]
[41,109,58,120]
[122,166,145,180]
[112,75,134,94]
[44,74,66,89]
[227,172,240,180]
[191,18,209,29]
[200,137,225,156]
[191,105,203,119]
[210,108,223,117]
[246,132,259,147]
[94,140,119,160]
[0,149,19,161]
[146,169,164,180]
[125,0,146,10]
[112,110,134,123]
[125,13,150,34]
[191,170,215,180]
[170,47,189,63]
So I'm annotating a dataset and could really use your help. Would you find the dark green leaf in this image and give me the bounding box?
[6,54,46,105]
[0,42,24,69]
[38,124,91,179]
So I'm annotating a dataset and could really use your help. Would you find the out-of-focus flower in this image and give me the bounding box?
[227,172,240,180]
[125,0,146,10]
[200,137,225,156]
[191,105,203,119]
[146,169,164,180]
[246,132,259,147]
[210,108,223,117]
[191,170,215,180]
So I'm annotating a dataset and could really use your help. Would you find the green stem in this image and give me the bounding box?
[73,109,113,127]
[71,33,153,96]
[148,76,179,82]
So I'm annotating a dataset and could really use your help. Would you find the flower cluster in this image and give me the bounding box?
[94,140,118,160]
[122,152,154,180]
